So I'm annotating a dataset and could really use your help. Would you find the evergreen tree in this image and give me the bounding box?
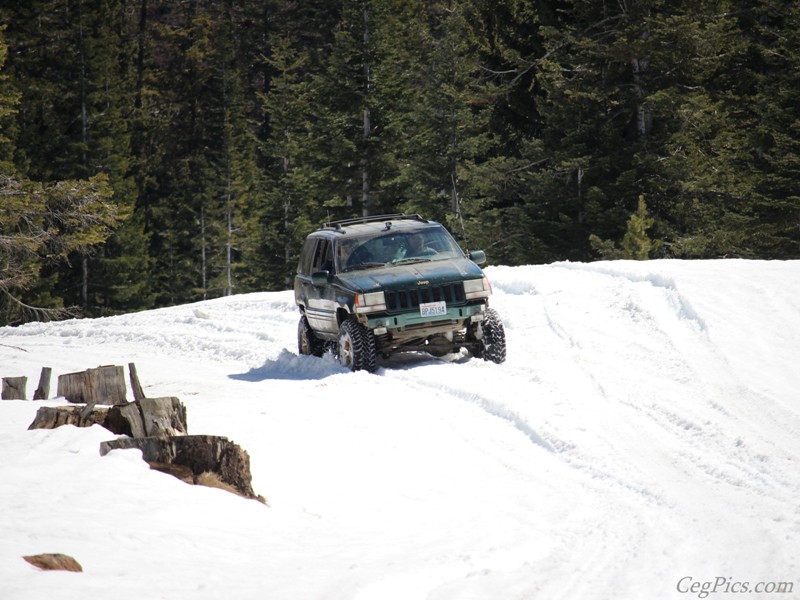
[620,195,657,260]
[140,1,263,303]
[78,0,147,311]
[742,0,800,258]
[393,0,497,225]
[1,173,120,323]
[646,2,757,258]
[1,0,148,312]
[309,0,377,216]
[3,0,800,320]
[528,0,668,260]
[0,25,18,172]
[258,33,323,289]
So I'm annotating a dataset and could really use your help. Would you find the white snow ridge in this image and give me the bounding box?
[1,259,799,600]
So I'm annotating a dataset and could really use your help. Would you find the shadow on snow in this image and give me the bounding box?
[229,349,347,381]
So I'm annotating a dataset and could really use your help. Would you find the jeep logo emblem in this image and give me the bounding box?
[417,280,430,286]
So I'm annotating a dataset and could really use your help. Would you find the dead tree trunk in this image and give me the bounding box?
[128,362,146,402]
[2,376,27,400]
[33,367,52,400]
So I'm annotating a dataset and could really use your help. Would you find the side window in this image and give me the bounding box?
[297,238,316,276]
[312,239,334,273]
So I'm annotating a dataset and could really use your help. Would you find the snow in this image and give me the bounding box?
[1,259,799,600]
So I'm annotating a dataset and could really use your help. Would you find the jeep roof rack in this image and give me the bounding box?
[323,213,429,230]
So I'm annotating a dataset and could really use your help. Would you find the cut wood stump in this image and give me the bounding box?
[28,405,114,432]
[28,396,187,439]
[118,396,188,438]
[33,367,52,400]
[25,364,264,504]
[100,435,262,502]
[2,376,27,400]
[57,365,128,405]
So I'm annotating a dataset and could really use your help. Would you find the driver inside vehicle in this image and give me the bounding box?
[396,232,436,260]
[407,232,427,255]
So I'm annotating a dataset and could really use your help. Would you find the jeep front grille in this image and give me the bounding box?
[384,283,466,312]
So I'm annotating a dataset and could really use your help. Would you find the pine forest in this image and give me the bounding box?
[1,0,798,324]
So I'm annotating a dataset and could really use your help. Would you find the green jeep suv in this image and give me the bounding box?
[294,214,506,372]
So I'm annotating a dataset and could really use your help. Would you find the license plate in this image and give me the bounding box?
[419,301,447,318]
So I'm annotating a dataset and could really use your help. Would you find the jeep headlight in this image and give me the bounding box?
[355,291,387,313]
[464,276,491,300]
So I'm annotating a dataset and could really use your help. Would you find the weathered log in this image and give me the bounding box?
[100,435,262,501]
[57,365,127,405]
[33,367,52,400]
[128,362,146,402]
[23,553,83,572]
[2,376,27,400]
[28,405,114,432]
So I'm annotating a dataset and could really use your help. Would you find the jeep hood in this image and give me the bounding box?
[338,258,484,292]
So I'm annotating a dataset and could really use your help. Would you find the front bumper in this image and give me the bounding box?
[359,302,486,335]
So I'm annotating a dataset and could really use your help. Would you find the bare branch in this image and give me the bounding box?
[0,288,81,324]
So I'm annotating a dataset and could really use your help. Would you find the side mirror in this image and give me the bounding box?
[311,271,331,286]
[468,250,487,265]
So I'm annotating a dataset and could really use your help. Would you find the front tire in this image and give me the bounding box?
[298,315,325,357]
[338,319,378,373]
[479,308,506,364]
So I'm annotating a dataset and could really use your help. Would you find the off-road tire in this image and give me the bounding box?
[338,319,378,372]
[480,308,506,364]
[298,315,325,357]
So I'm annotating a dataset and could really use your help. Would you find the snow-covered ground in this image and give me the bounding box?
[1,259,799,600]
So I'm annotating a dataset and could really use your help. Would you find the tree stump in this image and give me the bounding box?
[28,397,187,439]
[99,435,262,501]
[2,376,27,400]
[33,367,52,400]
[25,368,262,503]
[28,405,114,431]
[57,365,128,405]
[118,396,188,438]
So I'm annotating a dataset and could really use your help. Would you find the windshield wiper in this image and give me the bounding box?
[392,257,433,265]
[343,262,386,272]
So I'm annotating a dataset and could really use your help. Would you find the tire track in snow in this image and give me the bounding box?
[379,358,681,600]
[382,358,674,509]
[492,263,800,535]
[382,359,556,453]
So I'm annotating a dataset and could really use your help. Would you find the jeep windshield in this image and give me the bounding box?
[338,227,464,273]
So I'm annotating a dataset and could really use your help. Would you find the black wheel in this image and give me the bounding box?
[298,315,325,357]
[338,319,378,372]
[479,308,506,364]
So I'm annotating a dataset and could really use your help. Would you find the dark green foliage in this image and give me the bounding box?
[622,195,658,260]
[1,0,798,324]
[2,0,145,316]
[0,173,121,323]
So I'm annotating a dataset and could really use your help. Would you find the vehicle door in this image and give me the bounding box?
[298,237,339,334]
